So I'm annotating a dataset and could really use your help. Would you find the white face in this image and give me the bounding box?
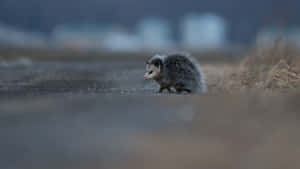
[144,63,161,80]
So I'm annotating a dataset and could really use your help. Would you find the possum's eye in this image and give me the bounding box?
[154,62,159,67]
[149,71,153,74]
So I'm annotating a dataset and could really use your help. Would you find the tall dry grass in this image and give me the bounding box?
[227,39,300,91]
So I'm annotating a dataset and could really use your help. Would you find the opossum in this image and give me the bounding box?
[144,53,207,93]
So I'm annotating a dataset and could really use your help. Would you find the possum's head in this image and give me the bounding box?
[144,56,164,80]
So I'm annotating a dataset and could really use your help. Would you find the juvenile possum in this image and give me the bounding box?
[144,53,207,93]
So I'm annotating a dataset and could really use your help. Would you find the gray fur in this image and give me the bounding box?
[146,53,207,93]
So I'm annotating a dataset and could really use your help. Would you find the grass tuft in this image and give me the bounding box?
[229,39,300,91]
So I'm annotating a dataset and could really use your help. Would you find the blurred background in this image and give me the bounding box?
[0,0,299,51]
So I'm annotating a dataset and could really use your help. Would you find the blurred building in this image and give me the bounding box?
[52,23,105,50]
[136,17,174,50]
[0,23,47,48]
[52,23,143,52]
[101,29,141,52]
[180,13,227,49]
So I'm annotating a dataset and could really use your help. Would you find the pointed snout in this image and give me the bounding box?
[144,73,149,80]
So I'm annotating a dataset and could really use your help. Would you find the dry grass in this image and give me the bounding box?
[226,40,300,92]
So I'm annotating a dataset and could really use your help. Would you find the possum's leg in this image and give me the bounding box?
[183,88,192,93]
[175,84,192,94]
[158,86,173,93]
[158,86,165,93]
[176,88,191,94]
[175,88,183,93]
[167,87,172,93]
[174,83,185,94]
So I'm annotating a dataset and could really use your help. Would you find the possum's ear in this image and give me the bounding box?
[154,59,162,68]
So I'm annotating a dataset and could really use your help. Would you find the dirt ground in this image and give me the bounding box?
[1,93,300,169]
